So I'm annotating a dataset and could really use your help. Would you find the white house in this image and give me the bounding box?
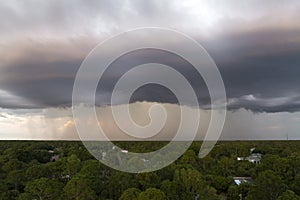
[233,177,253,185]
[246,153,262,164]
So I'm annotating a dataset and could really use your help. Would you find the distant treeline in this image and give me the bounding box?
[0,140,299,200]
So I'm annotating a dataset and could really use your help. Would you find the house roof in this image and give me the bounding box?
[246,156,261,161]
[233,177,253,185]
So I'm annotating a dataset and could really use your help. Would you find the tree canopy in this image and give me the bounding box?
[0,141,299,199]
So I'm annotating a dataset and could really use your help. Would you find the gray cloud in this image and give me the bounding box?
[227,95,300,113]
[1,1,300,113]
[0,113,7,118]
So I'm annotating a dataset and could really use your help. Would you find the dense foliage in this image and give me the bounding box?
[0,141,299,199]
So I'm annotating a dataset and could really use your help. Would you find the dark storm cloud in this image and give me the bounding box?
[204,26,300,108]
[1,1,300,113]
[1,30,300,113]
[0,39,93,108]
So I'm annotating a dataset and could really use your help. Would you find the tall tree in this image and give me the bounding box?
[64,154,81,177]
[137,172,160,190]
[20,178,64,200]
[247,170,285,200]
[278,190,300,200]
[138,188,165,200]
[227,185,239,200]
[119,188,141,200]
[160,180,179,200]
[64,175,97,200]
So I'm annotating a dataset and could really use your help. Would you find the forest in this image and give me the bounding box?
[0,140,300,200]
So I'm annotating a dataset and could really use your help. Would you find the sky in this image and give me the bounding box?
[0,0,300,140]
